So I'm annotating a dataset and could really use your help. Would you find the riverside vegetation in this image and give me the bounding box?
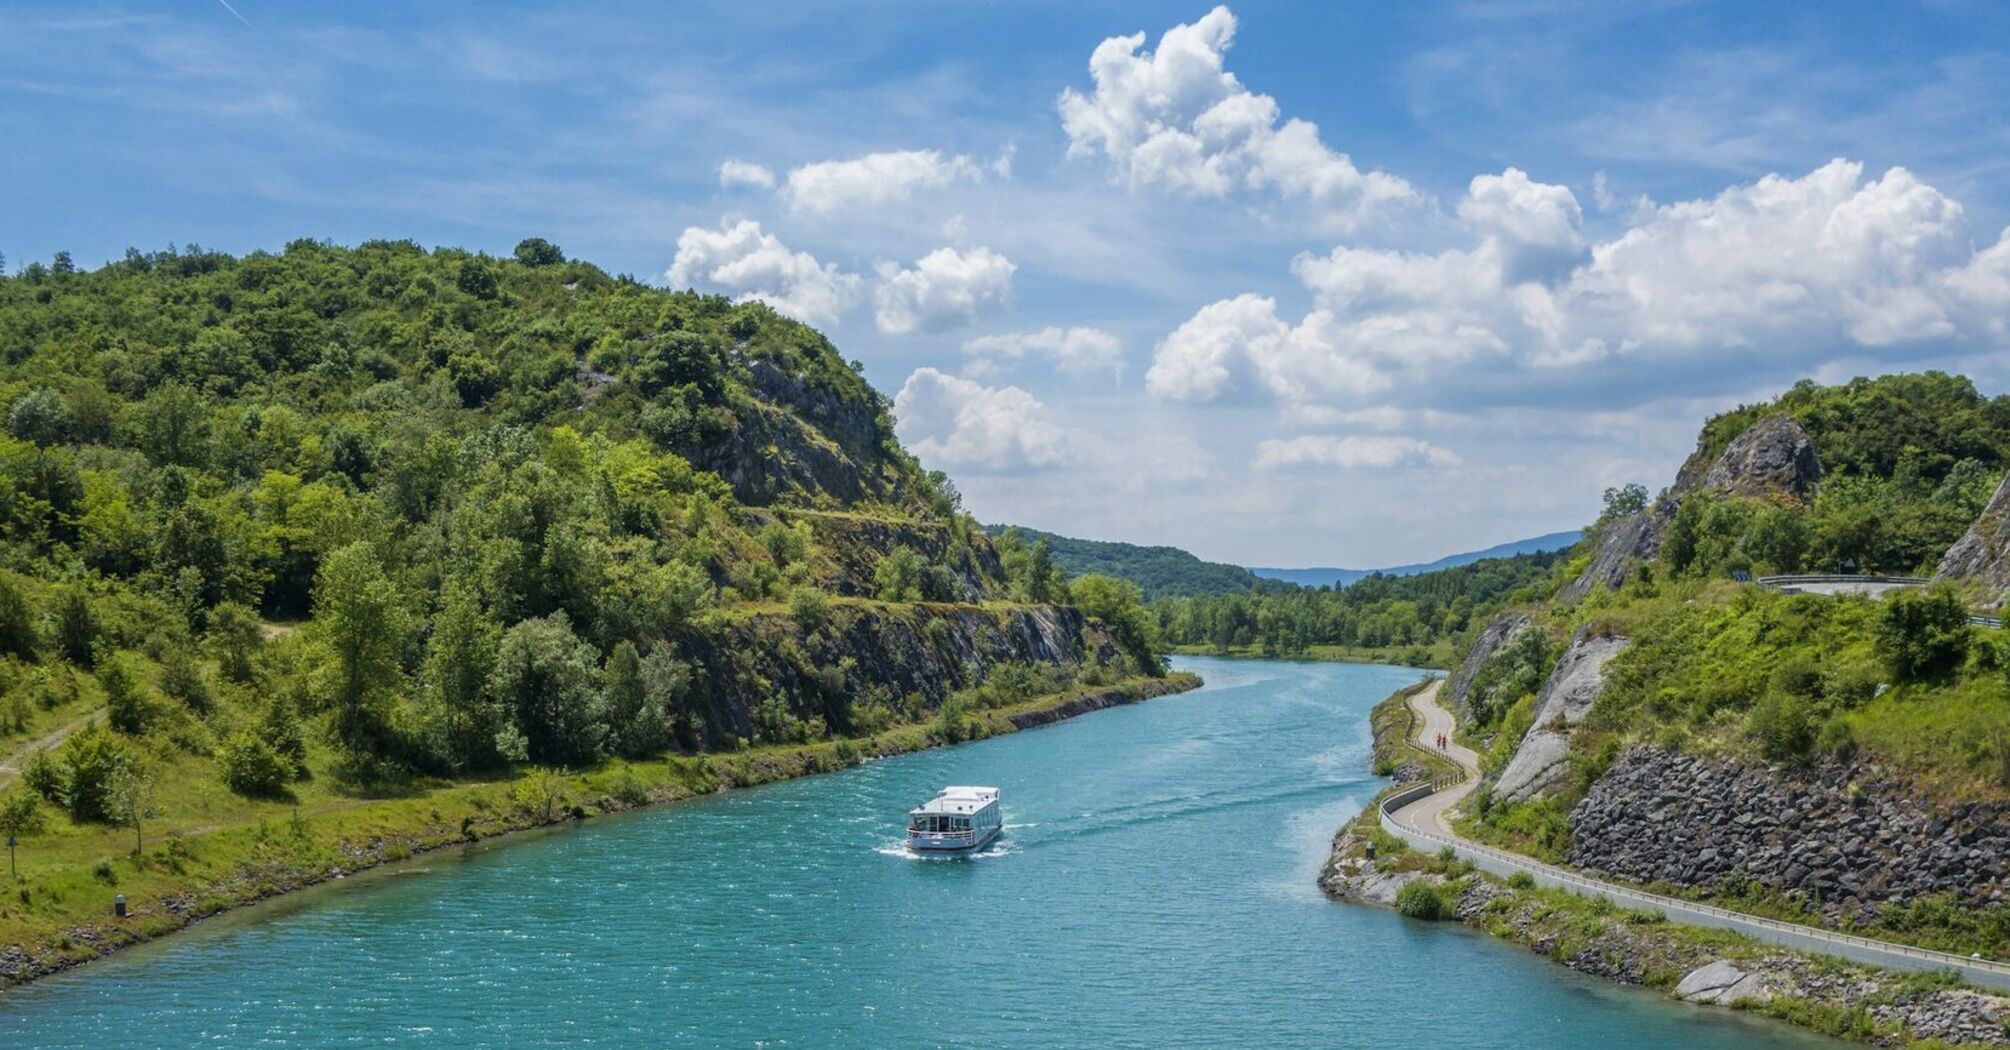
[0,240,1184,985]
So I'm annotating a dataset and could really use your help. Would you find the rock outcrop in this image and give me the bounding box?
[1674,960,1771,1005]
[1560,414,1822,602]
[1443,612,1534,721]
[1491,627,1629,803]
[1569,746,2010,921]
[677,604,1120,746]
[1936,468,2010,610]
[1696,415,1823,500]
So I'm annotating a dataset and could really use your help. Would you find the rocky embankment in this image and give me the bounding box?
[1570,746,2010,922]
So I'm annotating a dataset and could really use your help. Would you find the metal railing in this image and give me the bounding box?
[1754,574,1931,587]
[1376,780,2010,992]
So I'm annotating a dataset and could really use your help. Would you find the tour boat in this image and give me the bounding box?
[905,786,1003,853]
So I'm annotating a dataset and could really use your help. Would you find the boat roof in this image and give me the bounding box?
[911,785,999,815]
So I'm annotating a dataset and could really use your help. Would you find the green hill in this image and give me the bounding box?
[982,525,1262,599]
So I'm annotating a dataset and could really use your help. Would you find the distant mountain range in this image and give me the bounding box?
[1248,530,1584,588]
[986,525,1584,598]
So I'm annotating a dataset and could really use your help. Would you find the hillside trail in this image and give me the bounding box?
[0,708,101,790]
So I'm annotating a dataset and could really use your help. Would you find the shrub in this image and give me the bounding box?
[1395,879,1448,920]
[1750,691,1817,761]
[100,655,152,734]
[218,730,292,798]
[788,586,831,632]
[1875,585,1971,684]
[1506,871,1536,890]
[0,790,45,838]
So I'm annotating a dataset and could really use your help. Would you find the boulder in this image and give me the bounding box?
[1492,628,1629,803]
[1936,468,2010,610]
[1675,960,1771,1005]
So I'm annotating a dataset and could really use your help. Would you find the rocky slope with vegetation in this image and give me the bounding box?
[1446,372,2010,963]
[0,239,1181,985]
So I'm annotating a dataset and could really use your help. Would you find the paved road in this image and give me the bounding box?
[1382,680,2010,993]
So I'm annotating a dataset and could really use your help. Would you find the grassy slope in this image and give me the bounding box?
[0,669,1199,987]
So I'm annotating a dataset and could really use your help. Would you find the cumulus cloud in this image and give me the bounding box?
[1058,5,1416,230]
[782,149,985,216]
[963,326,1124,379]
[1149,159,2010,413]
[893,367,1069,472]
[874,246,1016,335]
[1252,435,1460,471]
[1144,293,1397,404]
[717,160,775,190]
[666,219,861,328]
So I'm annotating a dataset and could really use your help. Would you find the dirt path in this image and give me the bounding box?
[0,708,101,789]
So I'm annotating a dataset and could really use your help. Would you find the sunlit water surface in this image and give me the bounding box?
[0,656,1844,1048]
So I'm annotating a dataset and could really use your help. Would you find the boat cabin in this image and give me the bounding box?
[905,786,1002,851]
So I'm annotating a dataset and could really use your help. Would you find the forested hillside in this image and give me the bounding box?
[982,524,1262,599]
[1154,550,1568,664]
[0,240,1161,855]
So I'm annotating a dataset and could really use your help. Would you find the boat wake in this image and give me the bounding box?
[874,839,1018,862]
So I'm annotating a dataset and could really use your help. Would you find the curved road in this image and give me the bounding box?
[0,708,100,790]
[1382,679,2010,994]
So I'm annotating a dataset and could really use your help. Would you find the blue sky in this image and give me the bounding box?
[5,1,2010,566]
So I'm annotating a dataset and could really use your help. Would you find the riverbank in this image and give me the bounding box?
[1321,683,2010,1048]
[0,671,1198,992]
[1165,641,1456,670]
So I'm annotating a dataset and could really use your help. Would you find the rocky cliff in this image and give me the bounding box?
[678,604,1119,745]
[1443,611,1534,722]
[1561,414,1822,602]
[1569,746,2010,923]
[1936,468,2010,610]
[1491,627,1629,803]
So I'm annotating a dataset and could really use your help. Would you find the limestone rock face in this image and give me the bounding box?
[1491,628,1629,803]
[1696,415,1823,500]
[1675,960,1771,1006]
[1561,415,1822,602]
[1443,612,1535,722]
[1936,469,2010,610]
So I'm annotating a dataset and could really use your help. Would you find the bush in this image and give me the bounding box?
[788,586,831,632]
[1875,585,1971,684]
[1750,691,1817,761]
[100,655,152,734]
[1395,879,1448,920]
[0,790,45,838]
[218,730,292,798]
[1506,871,1535,890]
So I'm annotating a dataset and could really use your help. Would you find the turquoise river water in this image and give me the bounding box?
[0,656,1845,1048]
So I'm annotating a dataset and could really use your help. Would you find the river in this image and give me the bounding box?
[0,656,1843,1048]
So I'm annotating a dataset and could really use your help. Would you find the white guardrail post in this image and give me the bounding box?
[1376,779,2010,993]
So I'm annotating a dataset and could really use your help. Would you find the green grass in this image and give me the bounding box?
[0,671,1198,987]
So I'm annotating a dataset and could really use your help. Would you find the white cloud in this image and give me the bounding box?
[717,160,775,190]
[665,219,861,328]
[1252,435,1461,471]
[963,326,1124,379]
[873,246,1016,335]
[782,149,984,216]
[893,368,1069,472]
[1058,5,1417,230]
[1148,159,2010,414]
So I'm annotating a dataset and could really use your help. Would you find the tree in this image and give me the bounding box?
[457,259,499,300]
[1070,573,1161,676]
[313,543,412,760]
[602,641,676,759]
[644,646,701,752]
[158,644,212,714]
[513,238,565,267]
[54,588,98,668]
[0,575,36,661]
[788,585,831,631]
[1597,483,1650,524]
[107,757,159,855]
[511,767,567,824]
[59,728,126,823]
[1875,585,1972,684]
[0,792,42,876]
[491,613,605,767]
[207,601,262,683]
[420,580,514,770]
[874,546,925,602]
[100,654,153,734]
[6,388,67,446]
[50,250,75,274]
